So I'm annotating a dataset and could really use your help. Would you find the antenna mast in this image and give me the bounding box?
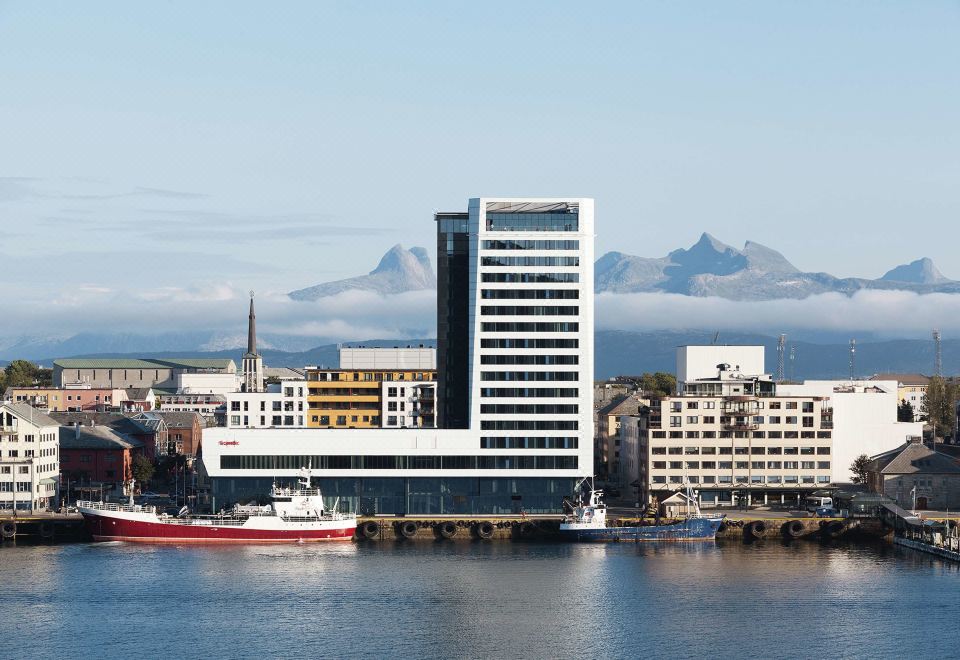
[933,329,943,377]
[789,346,796,382]
[849,339,856,381]
[777,334,786,383]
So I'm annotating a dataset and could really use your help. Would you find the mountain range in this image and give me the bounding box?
[285,235,958,302]
[594,233,959,300]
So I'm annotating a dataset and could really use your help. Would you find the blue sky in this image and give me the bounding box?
[1,2,958,342]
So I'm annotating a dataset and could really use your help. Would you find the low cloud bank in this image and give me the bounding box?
[596,290,960,338]
[3,286,958,351]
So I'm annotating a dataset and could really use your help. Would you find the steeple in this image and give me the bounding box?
[242,291,264,393]
[246,290,258,356]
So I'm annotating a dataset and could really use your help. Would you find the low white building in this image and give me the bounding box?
[0,403,60,512]
[175,372,241,395]
[776,380,922,483]
[226,380,307,429]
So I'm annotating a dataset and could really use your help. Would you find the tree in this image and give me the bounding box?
[640,372,677,397]
[850,454,871,485]
[131,455,155,489]
[897,399,915,422]
[3,359,52,388]
[920,376,957,439]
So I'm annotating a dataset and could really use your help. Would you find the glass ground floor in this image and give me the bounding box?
[650,488,830,508]
[210,476,577,516]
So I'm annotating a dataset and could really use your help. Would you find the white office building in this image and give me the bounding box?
[201,198,594,514]
[620,346,922,507]
[0,403,60,512]
[226,380,308,429]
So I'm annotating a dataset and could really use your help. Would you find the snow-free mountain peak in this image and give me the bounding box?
[879,258,949,285]
[741,240,799,273]
[288,245,435,301]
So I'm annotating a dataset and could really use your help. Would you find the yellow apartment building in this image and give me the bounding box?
[305,368,437,429]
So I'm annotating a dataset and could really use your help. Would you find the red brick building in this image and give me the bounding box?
[59,423,145,494]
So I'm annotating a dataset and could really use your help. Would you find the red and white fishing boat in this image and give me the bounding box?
[77,469,356,543]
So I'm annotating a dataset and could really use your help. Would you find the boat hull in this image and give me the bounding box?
[80,509,356,544]
[559,517,723,542]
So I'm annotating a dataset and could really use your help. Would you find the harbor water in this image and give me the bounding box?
[2,540,959,659]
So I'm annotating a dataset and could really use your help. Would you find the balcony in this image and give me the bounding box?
[723,423,759,431]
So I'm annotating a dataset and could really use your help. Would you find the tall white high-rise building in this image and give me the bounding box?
[437,198,594,471]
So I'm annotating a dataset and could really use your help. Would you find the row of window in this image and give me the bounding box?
[0,465,32,474]
[308,371,435,382]
[481,306,579,317]
[481,273,579,283]
[652,461,831,470]
[480,420,579,430]
[480,388,578,398]
[667,415,817,426]
[480,404,579,415]
[480,338,579,349]
[481,289,579,300]
[652,430,832,439]
[482,240,580,251]
[480,354,579,365]
[481,322,579,333]
[651,446,831,455]
[231,415,303,427]
[480,437,579,449]
[231,401,302,412]
[666,400,814,412]
[220,454,579,471]
[481,256,580,268]
[313,415,380,426]
[653,475,831,485]
[485,212,578,232]
[0,482,33,492]
[480,371,579,382]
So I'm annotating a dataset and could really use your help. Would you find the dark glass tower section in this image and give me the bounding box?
[436,212,470,428]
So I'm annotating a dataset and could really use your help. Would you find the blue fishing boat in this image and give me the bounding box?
[558,478,724,542]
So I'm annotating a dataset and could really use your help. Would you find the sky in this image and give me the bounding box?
[1,2,959,345]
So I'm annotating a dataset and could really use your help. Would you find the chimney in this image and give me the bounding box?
[74,422,80,439]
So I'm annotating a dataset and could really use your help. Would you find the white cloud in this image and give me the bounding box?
[597,290,960,338]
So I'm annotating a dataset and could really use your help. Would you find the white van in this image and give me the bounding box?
[805,496,833,512]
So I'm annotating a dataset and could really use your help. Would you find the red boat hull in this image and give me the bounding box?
[82,513,356,543]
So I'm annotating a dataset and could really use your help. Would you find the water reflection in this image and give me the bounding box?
[1,540,958,659]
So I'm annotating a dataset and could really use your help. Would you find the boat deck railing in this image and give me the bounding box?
[77,500,156,514]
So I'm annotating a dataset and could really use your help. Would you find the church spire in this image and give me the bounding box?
[247,290,258,356]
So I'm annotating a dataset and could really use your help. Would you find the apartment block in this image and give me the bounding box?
[0,403,60,511]
[620,346,922,508]
[305,368,436,429]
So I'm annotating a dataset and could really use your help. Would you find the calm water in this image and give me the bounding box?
[2,539,958,659]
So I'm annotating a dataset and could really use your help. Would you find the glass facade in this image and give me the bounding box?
[485,212,579,232]
[210,476,576,515]
[435,212,470,428]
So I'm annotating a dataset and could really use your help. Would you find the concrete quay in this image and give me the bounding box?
[0,512,86,542]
